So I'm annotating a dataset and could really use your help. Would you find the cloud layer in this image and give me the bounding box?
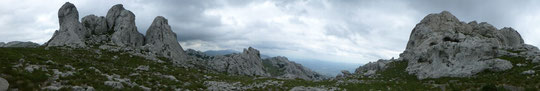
[2,0,540,64]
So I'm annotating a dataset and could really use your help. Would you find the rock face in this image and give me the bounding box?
[42,2,323,81]
[0,77,8,91]
[263,56,323,80]
[45,2,87,48]
[354,59,394,76]
[0,41,40,48]
[82,15,108,35]
[107,5,145,47]
[82,14,109,44]
[145,16,187,64]
[208,47,270,76]
[399,11,521,79]
[353,11,540,79]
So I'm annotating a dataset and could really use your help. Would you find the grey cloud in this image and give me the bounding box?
[2,0,540,64]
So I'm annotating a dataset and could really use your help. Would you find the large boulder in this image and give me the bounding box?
[400,11,519,79]
[0,77,8,91]
[354,59,394,76]
[263,56,324,80]
[144,16,188,65]
[45,2,87,48]
[106,4,145,47]
[208,47,270,76]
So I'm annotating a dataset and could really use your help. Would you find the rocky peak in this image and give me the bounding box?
[208,47,269,77]
[58,2,79,26]
[399,11,532,79]
[0,41,40,48]
[419,11,460,24]
[107,4,145,47]
[263,56,324,80]
[106,4,126,31]
[145,16,187,64]
[243,47,260,58]
[45,2,87,48]
[82,14,108,35]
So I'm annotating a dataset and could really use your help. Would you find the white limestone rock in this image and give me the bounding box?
[144,16,188,65]
[45,2,87,48]
[104,81,124,89]
[0,77,8,91]
[354,59,393,76]
[400,11,522,79]
[208,47,270,76]
[263,56,324,80]
[106,4,144,47]
[2,41,40,48]
[521,70,535,75]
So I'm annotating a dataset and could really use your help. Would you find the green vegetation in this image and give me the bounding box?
[0,47,538,90]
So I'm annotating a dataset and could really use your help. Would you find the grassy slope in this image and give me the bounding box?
[1,47,539,90]
[339,56,540,90]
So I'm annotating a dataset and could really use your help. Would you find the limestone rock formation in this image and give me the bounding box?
[45,2,87,48]
[0,41,40,48]
[208,47,270,76]
[82,14,110,44]
[263,56,323,80]
[0,77,8,91]
[144,16,187,65]
[354,59,394,76]
[399,11,523,79]
[106,5,144,47]
[82,14,108,35]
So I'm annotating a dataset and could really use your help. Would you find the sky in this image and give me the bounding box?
[2,0,540,64]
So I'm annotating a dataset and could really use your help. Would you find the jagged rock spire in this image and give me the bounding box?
[45,2,87,48]
[106,4,145,47]
[145,16,187,63]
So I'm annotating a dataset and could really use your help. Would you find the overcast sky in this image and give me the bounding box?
[2,0,540,64]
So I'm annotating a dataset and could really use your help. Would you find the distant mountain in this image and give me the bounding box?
[203,49,239,56]
[202,50,361,76]
[289,58,362,76]
[204,49,271,59]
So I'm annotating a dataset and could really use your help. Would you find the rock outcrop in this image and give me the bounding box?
[42,2,323,81]
[0,41,40,48]
[263,56,323,80]
[208,47,270,76]
[82,15,108,35]
[354,58,394,76]
[400,11,522,79]
[144,16,187,65]
[82,14,109,44]
[45,2,87,48]
[0,77,8,91]
[107,4,145,47]
[353,11,540,79]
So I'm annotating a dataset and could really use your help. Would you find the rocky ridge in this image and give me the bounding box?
[41,2,321,80]
[0,41,40,48]
[263,56,323,80]
[353,11,540,79]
